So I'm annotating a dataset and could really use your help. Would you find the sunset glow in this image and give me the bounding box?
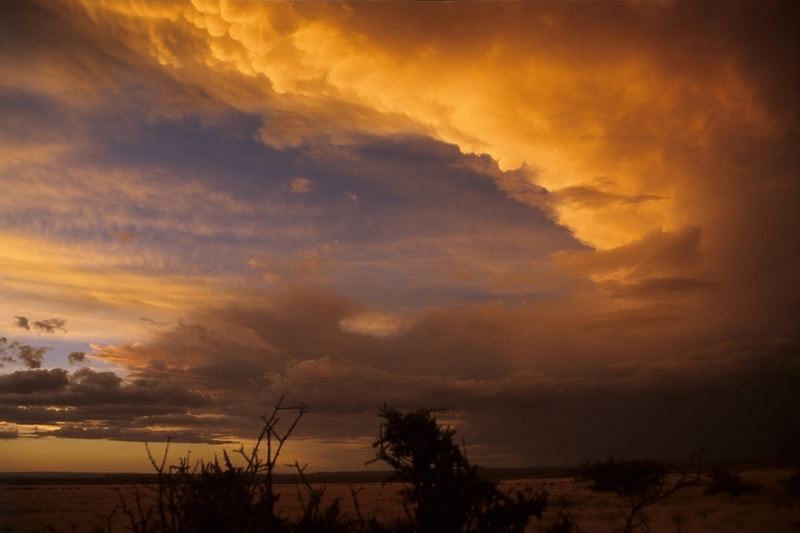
[0,0,798,472]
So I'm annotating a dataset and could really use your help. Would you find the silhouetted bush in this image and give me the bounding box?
[704,467,760,496]
[579,459,667,499]
[118,402,552,532]
[371,405,548,532]
[118,399,354,533]
[578,458,700,533]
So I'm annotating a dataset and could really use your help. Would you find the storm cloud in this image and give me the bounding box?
[2,292,793,465]
[0,0,798,470]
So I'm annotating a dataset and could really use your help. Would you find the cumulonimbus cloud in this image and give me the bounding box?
[0,1,797,467]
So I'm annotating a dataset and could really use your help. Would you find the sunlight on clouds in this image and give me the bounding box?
[0,141,74,170]
[1,0,792,342]
[290,176,314,194]
[0,0,797,470]
[0,233,236,340]
[58,0,783,253]
[339,312,412,339]
[0,434,376,473]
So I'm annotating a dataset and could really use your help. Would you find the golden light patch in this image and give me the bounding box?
[62,0,780,253]
[339,312,412,338]
[0,233,236,339]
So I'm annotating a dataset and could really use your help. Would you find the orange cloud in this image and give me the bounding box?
[0,232,239,340]
[0,0,795,341]
[50,0,788,255]
[289,177,315,194]
[1,1,798,469]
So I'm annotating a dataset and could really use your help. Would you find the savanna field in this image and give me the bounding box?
[2,470,799,532]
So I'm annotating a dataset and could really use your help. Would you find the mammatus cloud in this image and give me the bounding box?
[1,0,796,338]
[20,0,794,253]
[2,1,794,318]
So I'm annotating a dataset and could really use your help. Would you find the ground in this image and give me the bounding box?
[1,470,798,532]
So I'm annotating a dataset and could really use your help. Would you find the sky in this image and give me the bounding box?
[0,0,798,472]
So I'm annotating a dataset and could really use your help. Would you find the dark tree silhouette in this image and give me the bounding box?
[371,405,548,533]
[578,458,700,533]
[116,402,549,532]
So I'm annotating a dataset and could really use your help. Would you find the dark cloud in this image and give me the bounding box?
[587,308,682,332]
[0,338,51,369]
[71,367,122,389]
[0,294,797,463]
[602,277,717,299]
[32,425,232,445]
[0,365,212,441]
[0,404,183,425]
[0,338,13,367]
[0,295,752,463]
[15,345,48,368]
[67,351,86,364]
[640,338,800,383]
[553,186,663,209]
[0,367,207,408]
[32,317,67,334]
[474,338,800,464]
[555,226,703,279]
[140,317,171,327]
[11,315,67,334]
[0,369,68,394]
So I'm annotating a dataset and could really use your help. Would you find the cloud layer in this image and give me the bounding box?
[0,0,798,469]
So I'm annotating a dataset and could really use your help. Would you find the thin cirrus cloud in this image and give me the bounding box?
[0,0,797,470]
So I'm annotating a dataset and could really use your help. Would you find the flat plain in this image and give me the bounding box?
[1,469,798,532]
